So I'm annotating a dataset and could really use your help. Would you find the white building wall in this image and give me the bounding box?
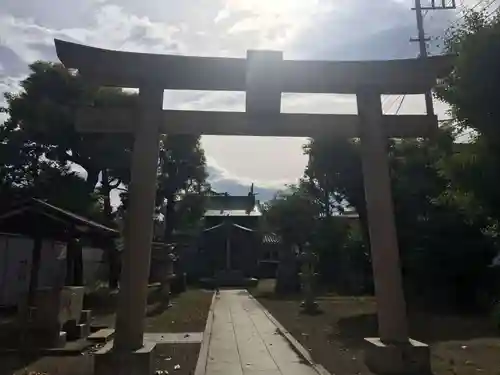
[0,234,35,306]
[0,234,108,306]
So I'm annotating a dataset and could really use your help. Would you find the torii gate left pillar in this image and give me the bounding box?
[95,87,162,375]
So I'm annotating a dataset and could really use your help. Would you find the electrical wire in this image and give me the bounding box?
[445,0,496,29]
[384,95,402,113]
[485,2,500,17]
[395,95,406,115]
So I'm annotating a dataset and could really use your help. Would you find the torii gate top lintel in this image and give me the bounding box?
[54,39,453,96]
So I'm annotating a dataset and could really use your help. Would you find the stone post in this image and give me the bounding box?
[299,242,319,314]
[114,86,162,351]
[357,88,430,374]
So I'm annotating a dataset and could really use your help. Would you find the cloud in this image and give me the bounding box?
[0,45,28,78]
[1,0,464,191]
[206,160,280,201]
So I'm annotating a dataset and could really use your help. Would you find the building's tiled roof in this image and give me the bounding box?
[203,222,255,232]
[204,208,262,217]
[0,198,118,236]
[204,195,262,217]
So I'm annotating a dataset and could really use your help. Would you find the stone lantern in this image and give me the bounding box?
[299,242,320,314]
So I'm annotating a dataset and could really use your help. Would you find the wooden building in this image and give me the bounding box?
[0,198,119,347]
[0,198,119,305]
[199,193,261,285]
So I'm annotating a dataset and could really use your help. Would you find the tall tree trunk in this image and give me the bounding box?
[85,167,100,196]
[101,168,113,221]
[99,169,119,289]
[163,192,177,243]
[323,186,331,218]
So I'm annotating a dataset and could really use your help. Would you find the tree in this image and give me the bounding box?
[436,9,500,144]
[262,183,319,247]
[262,183,320,294]
[301,124,498,309]
[156,134,209,242]
[1,61,138,290]
[303,137,369,245]
[435,8,500,224]
[2,61,134,221]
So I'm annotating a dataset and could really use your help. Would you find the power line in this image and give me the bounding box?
[395,95,406,115]
[443,0,496,30]
[411,0,458,117]
[485,2,500,17]
[384,95,402,113]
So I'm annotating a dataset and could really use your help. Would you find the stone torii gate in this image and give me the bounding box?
[54,39,452,375]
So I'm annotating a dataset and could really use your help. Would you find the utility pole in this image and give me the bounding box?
[411,0,456,116]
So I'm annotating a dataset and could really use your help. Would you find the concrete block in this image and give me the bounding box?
[88,328,115,343]
[66,322,90,340]
[55,331,67,348]
[80,309,92,323]
[364,337,431,375]
[94,341,156,375]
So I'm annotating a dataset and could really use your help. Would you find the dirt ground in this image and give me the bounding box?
[93,288,214,333]
[4,345,201,375]
[253,280,500,375]
[0,289,213,375]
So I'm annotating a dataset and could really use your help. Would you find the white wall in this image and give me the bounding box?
[0,234,66,307]
[0,234,108,306]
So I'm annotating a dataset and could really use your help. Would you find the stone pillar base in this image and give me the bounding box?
[94,341,156,375]
[364,338,431,375]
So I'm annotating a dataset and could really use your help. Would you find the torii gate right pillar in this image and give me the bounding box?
[357,88,430,374]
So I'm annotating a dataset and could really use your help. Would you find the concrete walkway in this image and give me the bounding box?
[202,289,320,375]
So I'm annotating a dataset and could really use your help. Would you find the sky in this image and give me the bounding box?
[1,0,496,203]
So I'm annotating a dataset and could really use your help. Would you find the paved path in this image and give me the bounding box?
[203,289,320,375]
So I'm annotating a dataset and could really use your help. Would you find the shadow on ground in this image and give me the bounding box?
[146,301,172,317]
[336,311,499,347]
[0,354,41,375]
[252,279,500,375]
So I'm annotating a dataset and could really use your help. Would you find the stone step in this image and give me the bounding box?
[90,324,108,333]
[88,328,115,343]
[56,331,67,348]
[67,323,91,341]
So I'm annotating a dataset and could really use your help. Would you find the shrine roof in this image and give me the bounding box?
[204,195,262,217]
[0,198,118,239]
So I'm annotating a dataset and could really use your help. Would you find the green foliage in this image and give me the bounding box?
[303,137,369,244]
[156,134,209,239]
[262,182,371,294]
[262,183,320,247]
[436,9,500,142]
[299,123,499,307]
[0,60,209,238]
[1,61,135,220]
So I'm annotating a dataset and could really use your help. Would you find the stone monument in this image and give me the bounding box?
[299,242,320,314]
